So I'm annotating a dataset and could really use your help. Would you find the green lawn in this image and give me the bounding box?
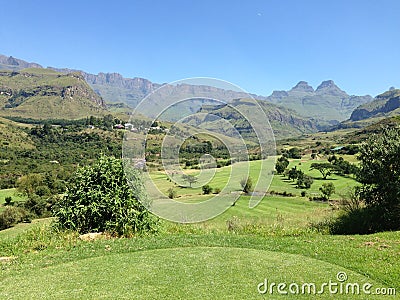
[149,157,358,203]
[1,156,397,299]
[0,223,398,299]
[0,188,27,212]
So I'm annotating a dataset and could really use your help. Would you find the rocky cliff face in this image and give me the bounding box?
[0,69,107,119]
[350,89,400,121]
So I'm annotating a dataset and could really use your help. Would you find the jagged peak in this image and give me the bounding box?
[316,80,338,91]
[290,81,314,92]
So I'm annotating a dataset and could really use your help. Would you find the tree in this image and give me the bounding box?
[283,147,302,159]
[16,173,45,197]
[310,162,337,179]
[182,174,198,187]
[297,173,314,189]
[275,156,289,174]
[357,128,400,216]
[202,184,213,194]
[328,128,400,234]
[240,177,253,194]
[54,155,157,236]
[167,187,177,199]
[287,167,301,181]
[319,182,335,200]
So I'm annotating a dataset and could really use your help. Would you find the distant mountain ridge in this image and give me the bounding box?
[184,98,318,140]
[0,53,376,126]
[267,80,373,122]
[0,54,42,70]
[350,88,400,121]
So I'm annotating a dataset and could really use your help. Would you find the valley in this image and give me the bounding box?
[0,54,399,299]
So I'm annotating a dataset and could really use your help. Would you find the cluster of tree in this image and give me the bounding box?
[286,166,314,189]
[0,171,66,230]
[5,114,125,131]
[310,156,356,180]
[281,147,302,159]
[328,155,357,175]
[0,122,122,188]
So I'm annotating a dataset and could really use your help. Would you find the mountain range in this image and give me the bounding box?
[2,53,399,139]
[0,54,374,123]
[267,80,373,123]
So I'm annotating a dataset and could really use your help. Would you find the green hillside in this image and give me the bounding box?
[186,98,318,140]
[0,68,108,119]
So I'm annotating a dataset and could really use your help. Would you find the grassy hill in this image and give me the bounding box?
[0,68,108,119]
[186,98,318,140]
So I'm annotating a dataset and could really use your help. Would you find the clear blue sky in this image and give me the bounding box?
[1,0,399,96]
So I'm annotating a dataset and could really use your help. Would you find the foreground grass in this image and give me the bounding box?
[0,221,399,299]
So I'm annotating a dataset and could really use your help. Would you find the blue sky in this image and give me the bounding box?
[1,0,399,96]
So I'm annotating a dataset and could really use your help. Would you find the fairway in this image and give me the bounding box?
[0,247,386,299]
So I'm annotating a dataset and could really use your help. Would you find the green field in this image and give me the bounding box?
[149,157,358,202]
[0,157,398,299]
[0,188,27,212]
[0,221,398,299]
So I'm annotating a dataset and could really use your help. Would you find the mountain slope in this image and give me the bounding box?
[184,98,318,140]
[267,80,373,122]
[350,88,400,121]
[0,68,107,119]
[0,54,42,71]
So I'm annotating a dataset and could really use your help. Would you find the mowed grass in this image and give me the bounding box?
[0,246,386,299]
[0,223,399,299]
[1,156,397,299]
[149,157,358,203]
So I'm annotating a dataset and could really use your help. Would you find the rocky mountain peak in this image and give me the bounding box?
[290,81,314,93]
[316,80,347,96]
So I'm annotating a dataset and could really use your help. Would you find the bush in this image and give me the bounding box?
[4,196,13,206]
[213,187,221,194]
[319,182,335,200]
[240,177,253,194]
[301,191,306,197]
[54,155,158,236]
[0,206,31,230]
[167,187,177,199]
[202,184,213,194]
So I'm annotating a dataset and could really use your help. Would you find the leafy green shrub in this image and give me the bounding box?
[323,128,400,234]
[240,177,253,194]
[213,187,221,194]
[319,182,335,200]
[167,187,177,199]
[4,196,13,206]
[0,206,31,230]
[202,184,213,194]
[54,155,158,236]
